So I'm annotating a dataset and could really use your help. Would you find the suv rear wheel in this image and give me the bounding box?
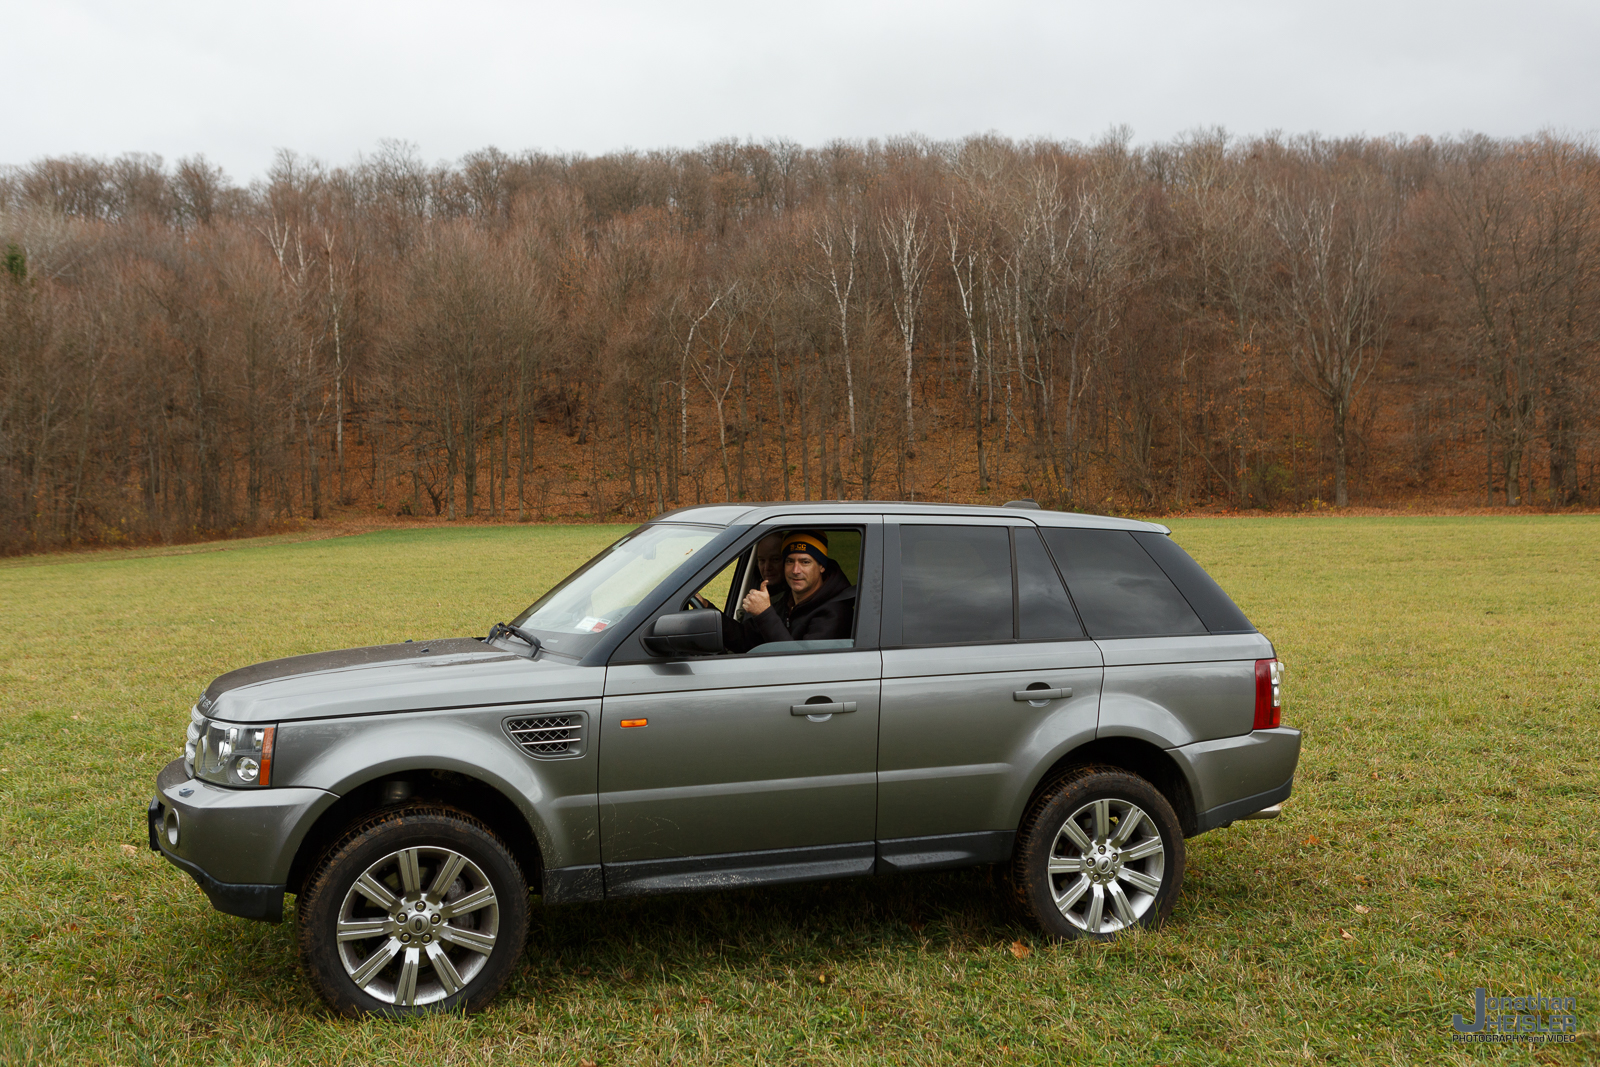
[297,807,528,1015]
[1012,766,1185,939]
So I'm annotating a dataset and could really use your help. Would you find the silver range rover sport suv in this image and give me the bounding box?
[148,502,1300,1016]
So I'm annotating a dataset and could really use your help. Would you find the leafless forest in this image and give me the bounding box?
[2,131,1597,553]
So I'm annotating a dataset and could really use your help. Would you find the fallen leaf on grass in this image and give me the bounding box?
[1353,904,1370,914]
[1009,941,1032,959]
[1444,951,1456,958]
[1302,834,1320,846]
[1340,929,1354,941]
[119,844,138,857]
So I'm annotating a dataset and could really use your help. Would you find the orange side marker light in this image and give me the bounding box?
[620,718,648,729]
[259,725,276,786]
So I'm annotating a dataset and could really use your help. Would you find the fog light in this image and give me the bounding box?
[163,807,180,847]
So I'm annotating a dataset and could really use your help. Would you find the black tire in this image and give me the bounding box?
[297,806,529,1016]
[1011,765,1185,940]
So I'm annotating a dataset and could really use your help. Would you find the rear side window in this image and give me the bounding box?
[900,525,1013,645]
[1040,528,1206,638]
[1131,532,1256,633]
[1016,528,1085,640]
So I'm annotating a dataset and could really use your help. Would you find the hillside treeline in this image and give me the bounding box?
[2,132,1597,553]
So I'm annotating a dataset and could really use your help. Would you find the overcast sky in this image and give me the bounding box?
[6,0,1597,183]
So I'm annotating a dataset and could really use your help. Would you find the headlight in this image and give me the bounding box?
[191,717,278,787]
[185,706,205,775]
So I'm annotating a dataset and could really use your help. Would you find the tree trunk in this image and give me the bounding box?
[1332,401,1349,507]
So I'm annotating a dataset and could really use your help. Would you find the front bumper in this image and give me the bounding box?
[147,757,336,923]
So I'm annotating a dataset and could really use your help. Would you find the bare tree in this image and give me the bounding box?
[812,212,861,435]
[1271,180,1392,506]
[880,200,932,497]
[1436,139,1599,505]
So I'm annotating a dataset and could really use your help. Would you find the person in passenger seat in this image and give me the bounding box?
[733,531,856,649]
[752,530,788,592]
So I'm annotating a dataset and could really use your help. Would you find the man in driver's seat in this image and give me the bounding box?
[730,531,856,650]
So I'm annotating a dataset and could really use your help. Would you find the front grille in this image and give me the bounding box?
[504,713,586,759]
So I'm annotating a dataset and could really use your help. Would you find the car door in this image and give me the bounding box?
[876,519,1103,871]
[598,517,884,896]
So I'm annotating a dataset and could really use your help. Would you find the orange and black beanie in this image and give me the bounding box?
[781,530,833,570]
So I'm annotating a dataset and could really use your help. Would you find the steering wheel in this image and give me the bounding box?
[682,593,717,612]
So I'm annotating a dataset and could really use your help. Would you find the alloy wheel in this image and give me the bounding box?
[334,845,501,1007]
[1047,797,1166,934]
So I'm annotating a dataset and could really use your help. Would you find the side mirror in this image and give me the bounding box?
[641,608,725,657]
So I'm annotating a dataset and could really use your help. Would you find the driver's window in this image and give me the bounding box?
[687,527,864,655]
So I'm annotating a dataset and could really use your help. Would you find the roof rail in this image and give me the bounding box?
[1003,499,1042,509]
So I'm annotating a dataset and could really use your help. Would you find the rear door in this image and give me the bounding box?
[876,519,1102,871]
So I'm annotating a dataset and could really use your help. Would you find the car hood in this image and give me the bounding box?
[198,638,604,724]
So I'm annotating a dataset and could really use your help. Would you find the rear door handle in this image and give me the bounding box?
[790,701,857,715]
[1013,688,1070,702]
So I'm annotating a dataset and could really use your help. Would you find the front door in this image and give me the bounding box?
[598,518,883,896]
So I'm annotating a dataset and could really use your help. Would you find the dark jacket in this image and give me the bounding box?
[729,568,856,650]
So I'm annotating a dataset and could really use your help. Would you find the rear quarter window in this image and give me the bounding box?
[1131,531,1256,633]
[1040,528,1207,639]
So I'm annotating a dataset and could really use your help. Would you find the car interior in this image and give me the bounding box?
[683,527,864,654]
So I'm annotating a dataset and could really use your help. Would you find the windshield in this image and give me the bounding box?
[511,524,720,656]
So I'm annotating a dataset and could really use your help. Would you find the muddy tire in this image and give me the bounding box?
[1012,766,1185,940]
[297,807,528,1016]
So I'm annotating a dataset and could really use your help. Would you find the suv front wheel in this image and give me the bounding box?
[1012,766,1185,939]
[297,807,529,1015]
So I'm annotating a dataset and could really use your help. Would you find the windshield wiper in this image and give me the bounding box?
[485,622,542,656]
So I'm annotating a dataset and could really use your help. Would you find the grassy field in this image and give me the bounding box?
[1,517,1595,1065]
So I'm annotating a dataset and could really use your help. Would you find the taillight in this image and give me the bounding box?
[1254,659,1282,730]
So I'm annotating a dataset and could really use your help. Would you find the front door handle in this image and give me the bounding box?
[790,701,857,716]
[1013,688,1070,703]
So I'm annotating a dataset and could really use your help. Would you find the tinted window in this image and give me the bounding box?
[1040,528,1206,638]
[900,525,1013,645]
[1131,532,1256,633]
[1016,528,1085,640]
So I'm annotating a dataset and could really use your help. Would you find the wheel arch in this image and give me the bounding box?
[286,769,544,898]
[1019,735,1201,838]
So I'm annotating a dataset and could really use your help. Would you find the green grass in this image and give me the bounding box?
[1,517,1596,1065]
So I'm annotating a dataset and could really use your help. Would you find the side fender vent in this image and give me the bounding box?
[503,712,588,759]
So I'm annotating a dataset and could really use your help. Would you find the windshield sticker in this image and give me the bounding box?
[576,617,610,633]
